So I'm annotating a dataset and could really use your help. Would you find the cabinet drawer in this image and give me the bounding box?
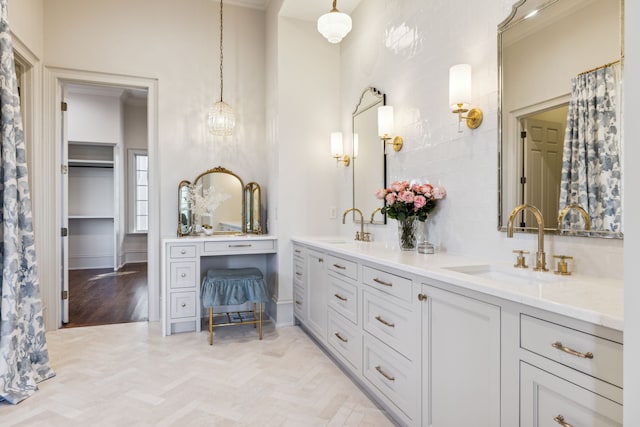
[328,310,362,373]
[327,254,357,280]
[203,239,275,254]
[170,291,196,319]
[293,245,305,261]
[293,286,305,318]
[327,275,358,325]
[294,260,305,283]
[520,362,622,427]
[170,261,197,289]
[363,290,415,360]
[363,336,417,421]
[520,315,623,387]
[362,265,412,303]
[169,244,197,258]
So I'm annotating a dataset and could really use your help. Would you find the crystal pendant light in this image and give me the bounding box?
[317,0,352,44]
[208,0,235,136]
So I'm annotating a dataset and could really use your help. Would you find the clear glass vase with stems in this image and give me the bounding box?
[396,217,419,251]
[417,217,435,254]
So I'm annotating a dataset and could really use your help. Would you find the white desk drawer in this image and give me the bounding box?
[363,266,412,303]
[203,239,275,254]
[170,244,197,259]
[327,275,358,325]
[328,310,362,373]
[170,261,197,289]
[363,290,415,360]
[170,291,196,319]
[363,336,417,421]
[327,254,358,280]
[521,315,623,387]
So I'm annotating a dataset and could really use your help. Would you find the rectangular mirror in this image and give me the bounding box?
[353,87,386,224]
[498,0,623,238]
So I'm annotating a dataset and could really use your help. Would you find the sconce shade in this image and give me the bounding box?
[317,2,352,44]
[449,63,472,111]
[377,106,394,137]
[208,100,236,136]
[331,132,344,157]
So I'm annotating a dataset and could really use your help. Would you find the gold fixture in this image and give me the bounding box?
[449,64,483,130]
[370,207,382,223]
[342,208,371,241]
[551,341,593,359]
[317,0,352,44]
[330,132,350,166]
[553,255,573,276]
[557,204,591,231]
[512,250,529,269]
[417,293,428,301]
[207,0,235,136]
[377,106,403,151]
[506,204,548,271]
[553,415,573,427]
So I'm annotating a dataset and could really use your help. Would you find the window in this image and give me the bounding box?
[128,149,148,233]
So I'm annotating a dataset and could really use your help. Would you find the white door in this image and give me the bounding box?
[522,118,563,228]
[61,85,70,324]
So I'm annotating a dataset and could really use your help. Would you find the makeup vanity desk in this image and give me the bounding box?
[161,235,277,336]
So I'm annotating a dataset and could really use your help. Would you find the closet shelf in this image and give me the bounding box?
[68,159,114,168]
[68,215,115,220]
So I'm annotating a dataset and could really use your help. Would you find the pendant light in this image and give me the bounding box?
[207,0,235,136]
[317,0,352,44]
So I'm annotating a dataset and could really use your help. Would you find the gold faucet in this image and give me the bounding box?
[557,204,591,231]
[342,208,368,241]
[370,207,382,223]
[507,204,548,271]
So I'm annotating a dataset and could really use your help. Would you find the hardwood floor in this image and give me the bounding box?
[0,322,394,426]
[65,263,148,328]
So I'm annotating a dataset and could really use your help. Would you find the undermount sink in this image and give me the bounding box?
[444,264,560,286]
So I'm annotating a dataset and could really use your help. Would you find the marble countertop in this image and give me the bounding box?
[292,237,624,331]
[162,234,277,244]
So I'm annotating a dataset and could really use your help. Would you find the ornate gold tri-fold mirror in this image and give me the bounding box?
[498,0,623,238]
[177,166,263,236]
[353,87,386,224]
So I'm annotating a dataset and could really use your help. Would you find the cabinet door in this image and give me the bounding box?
[520,362,622,427]
[422,284,501,427]
[306,249,327,342]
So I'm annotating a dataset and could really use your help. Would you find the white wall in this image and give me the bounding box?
[7,0,43,58]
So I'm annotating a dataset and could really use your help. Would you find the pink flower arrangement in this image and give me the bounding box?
[375,180,446,221]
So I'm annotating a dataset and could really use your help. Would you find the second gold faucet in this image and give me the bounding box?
[342,208,371,241]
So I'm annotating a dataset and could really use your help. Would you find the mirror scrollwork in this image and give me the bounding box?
[177,166,264,236]
[353,87,386,224]
[498,0,623,239]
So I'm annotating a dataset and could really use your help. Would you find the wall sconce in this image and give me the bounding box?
[449,64,483,131]
[330,132,350,166]
[377,106,403,152]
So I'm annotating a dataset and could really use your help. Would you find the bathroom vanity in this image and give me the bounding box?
[292,238,623,427]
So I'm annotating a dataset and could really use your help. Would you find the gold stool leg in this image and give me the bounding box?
[253,302,257,328]
[259,302,263,340]
[209,307,213,346]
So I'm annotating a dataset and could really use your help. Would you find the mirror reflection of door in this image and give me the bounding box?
[519,105,567,228]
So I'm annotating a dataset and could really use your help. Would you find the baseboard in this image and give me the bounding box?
[266,298,295,327]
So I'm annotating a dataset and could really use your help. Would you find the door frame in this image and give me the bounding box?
[43,67,159,329]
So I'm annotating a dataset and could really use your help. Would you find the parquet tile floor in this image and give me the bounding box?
[0,321,394,426]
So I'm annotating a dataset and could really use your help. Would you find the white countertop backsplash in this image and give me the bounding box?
[292,237,624,331]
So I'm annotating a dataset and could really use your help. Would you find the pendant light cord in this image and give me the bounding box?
[219,0,224,103]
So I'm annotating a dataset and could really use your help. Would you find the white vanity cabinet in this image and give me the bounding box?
[419,282,501,427]
[306,249,328,342]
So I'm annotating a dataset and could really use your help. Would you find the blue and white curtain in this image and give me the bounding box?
[0,0,55,404]
[559,64,622,232]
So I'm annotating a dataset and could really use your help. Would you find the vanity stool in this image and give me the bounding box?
[200,267,269,345]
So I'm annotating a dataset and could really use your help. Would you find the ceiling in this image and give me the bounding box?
[223,0,362,21]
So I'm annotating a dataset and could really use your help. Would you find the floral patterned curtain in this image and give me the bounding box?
[559,65,622,232]
[0,0,55,404]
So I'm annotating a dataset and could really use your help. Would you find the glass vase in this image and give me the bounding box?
[417,218,435,254]
[396,217,419,251]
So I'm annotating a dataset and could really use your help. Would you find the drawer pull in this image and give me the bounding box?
[334,332,348,343]
[373,278,393,287]
[228,244,252,248]
[375,315,395,328]
[296,272,302,277]
[553,415,574,427]
[295,300,302,306]
[294,249,301,254]
[418,293,428,301]
[375,365,395,381]
[334,293,348,302]
[551,341,594,359]
[180,249,187,254]
[180,272,187,278]
[333,263,347,270]
[181,303,186,308]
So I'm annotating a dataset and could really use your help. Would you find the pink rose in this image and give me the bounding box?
[411,183,421,193]
[433,186,446,199]
[385,193,396,205]
[414,195,427,209]
[399,190,414,203]
[419,184,433,197]
[374,188,387,199]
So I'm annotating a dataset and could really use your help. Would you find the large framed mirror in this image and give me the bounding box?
[353,87,386,224]
[498,0,623,238]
